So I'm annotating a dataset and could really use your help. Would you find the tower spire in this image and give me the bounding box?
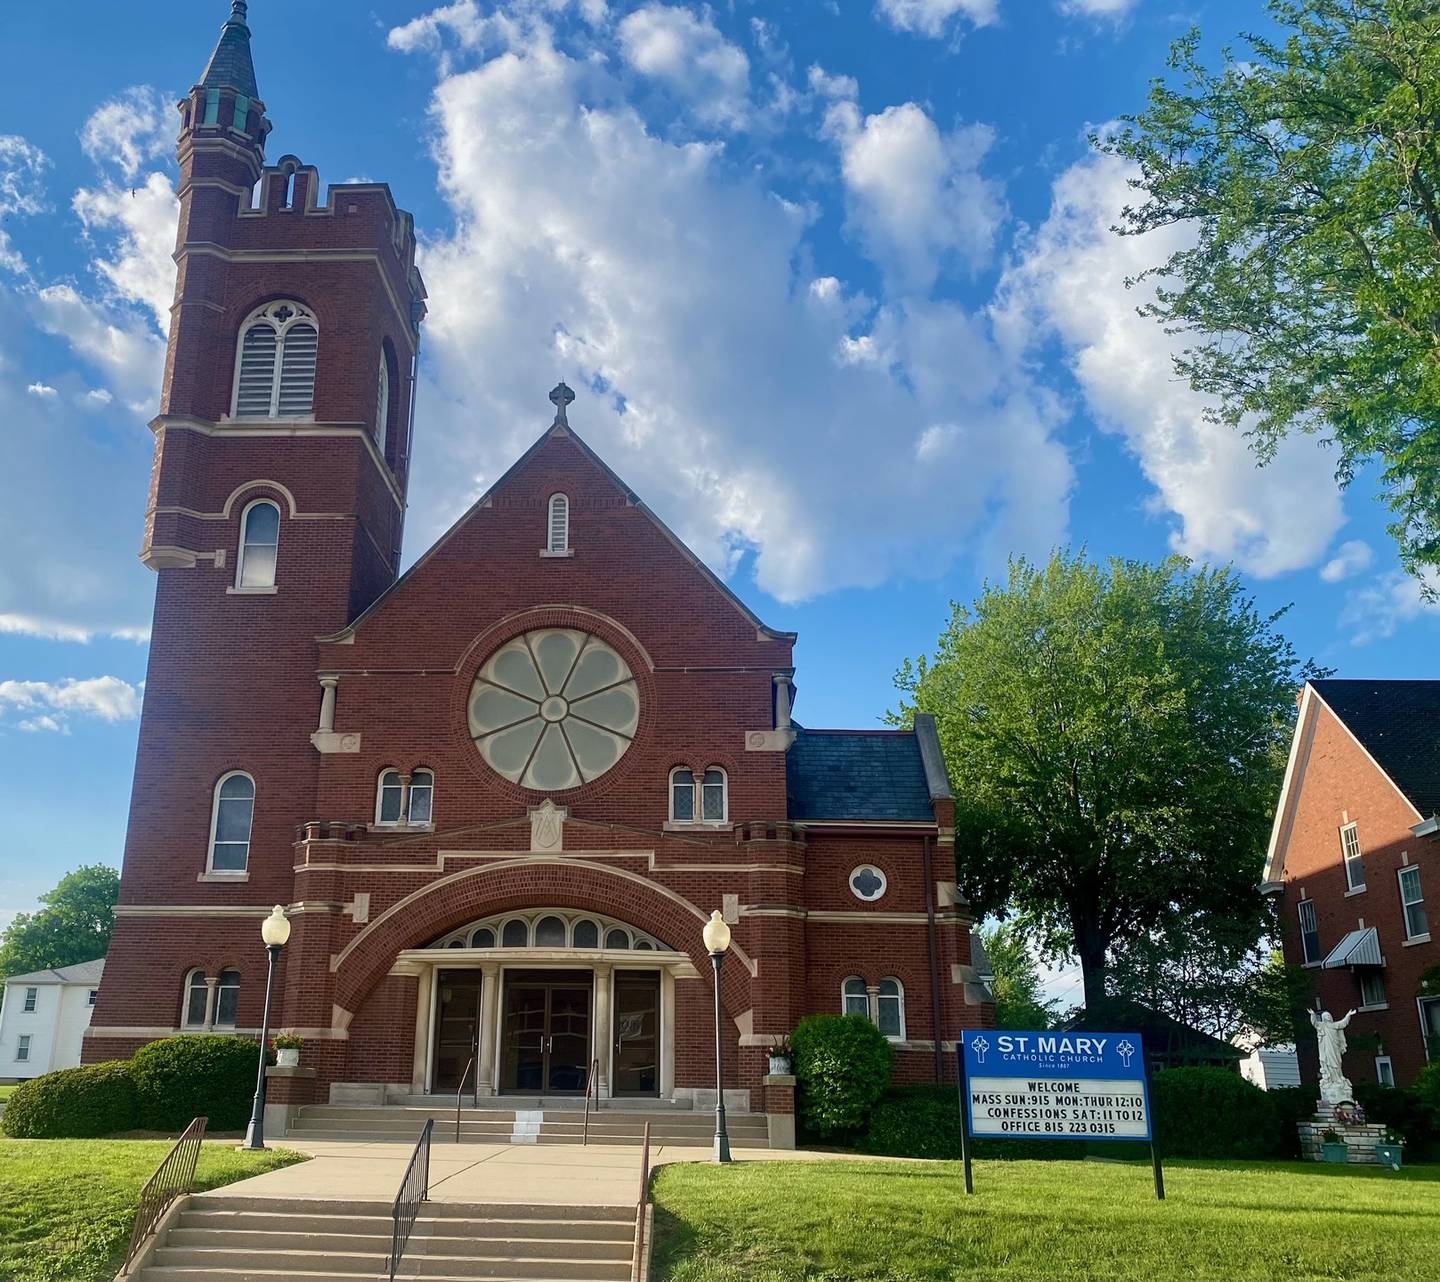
[199,0,259,99]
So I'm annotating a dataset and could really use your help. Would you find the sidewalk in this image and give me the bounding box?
[212,1137,857,1205]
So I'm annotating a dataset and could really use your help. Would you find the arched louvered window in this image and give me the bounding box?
[232,301,318,419]
[375,353,390,455]
[547,494,569,553]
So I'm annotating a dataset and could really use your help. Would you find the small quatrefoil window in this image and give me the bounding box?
[849,865,887,902]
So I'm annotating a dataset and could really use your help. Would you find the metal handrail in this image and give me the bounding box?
[631,1121,652,1282]
[121,1116,208,1275]
[582,1057,599,1145]
[388,1118,433,1282]
[454,1056,475,1143]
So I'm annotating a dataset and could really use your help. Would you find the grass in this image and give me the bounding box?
[0,1139,307,1282]
[651,1157,1440,1282]
[0,1084,18,1100]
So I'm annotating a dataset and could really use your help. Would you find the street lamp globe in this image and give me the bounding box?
[702,910,731,956]
[261,905,291,947]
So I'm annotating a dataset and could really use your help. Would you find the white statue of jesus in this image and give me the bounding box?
[1309,1008,1356,1105]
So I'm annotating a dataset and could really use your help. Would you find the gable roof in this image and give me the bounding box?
[786,728,937,822]
[5,958,105,987]
[1310,679,1440,819]
[331,413,794,645]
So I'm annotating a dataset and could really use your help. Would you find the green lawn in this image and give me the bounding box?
[0,1084,18,1100]
[651,1158,1440,1281]
[0,1139,307,1282]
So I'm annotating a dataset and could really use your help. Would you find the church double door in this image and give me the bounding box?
[500,970,593,1095]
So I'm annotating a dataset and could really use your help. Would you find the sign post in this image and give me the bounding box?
[958,1029,1162,1200]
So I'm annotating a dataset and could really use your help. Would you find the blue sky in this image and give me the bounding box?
[1,0,1435,973]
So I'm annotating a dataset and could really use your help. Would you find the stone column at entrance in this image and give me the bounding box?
[593,962,613,1100]
[477,961,501,1096]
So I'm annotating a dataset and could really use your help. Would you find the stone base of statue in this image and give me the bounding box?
[1297,1103,1386,1164]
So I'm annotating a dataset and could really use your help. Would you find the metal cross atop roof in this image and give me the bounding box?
[549,381,575,425]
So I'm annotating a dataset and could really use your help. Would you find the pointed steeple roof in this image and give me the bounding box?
[200,1,259,99]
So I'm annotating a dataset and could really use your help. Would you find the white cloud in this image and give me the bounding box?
[1060,0,1138,17]
[807,65,858,103]
[390,9,1072,602]
[1339,570,1440,645]
[0,676,143,730]
[1320,539,1373,584]
[31,283,166,409]
[18,714,65,734]
[824,101,1005,292]
[617,5,751,128]
[83,387,113,406]
[73,172,180,334]
[79,86,173,181]
[993,151,1344,578]
[26,382,57,398]
[0,134,49,274]
[876,0,998,38]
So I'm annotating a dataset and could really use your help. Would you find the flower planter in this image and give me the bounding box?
[1320,1141,1348,1164]
[276,1047,300,1067]
[768,1055,792,1076]
[1376,1143,1403,1169]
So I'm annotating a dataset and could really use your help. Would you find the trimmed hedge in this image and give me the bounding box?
[1149,1068,1281,1159]
[132,1035,260,1132]
[0,1061,139,1138]
[792,1014,893,1140]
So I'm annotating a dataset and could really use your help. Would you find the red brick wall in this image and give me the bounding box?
[1276,691,1438,1086]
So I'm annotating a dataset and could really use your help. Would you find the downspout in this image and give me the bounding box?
[921,833,944,1083]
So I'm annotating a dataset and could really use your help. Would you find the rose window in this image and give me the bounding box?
[468,629,639,790]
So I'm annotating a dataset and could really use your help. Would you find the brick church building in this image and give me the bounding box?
[84,3,991,1136]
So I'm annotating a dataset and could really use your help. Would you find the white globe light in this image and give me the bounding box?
[261,905,291,947]
[702,910,731,954]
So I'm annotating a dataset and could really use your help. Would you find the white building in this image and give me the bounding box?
[1,959,105,1082]
[1240,1044,1301,1090]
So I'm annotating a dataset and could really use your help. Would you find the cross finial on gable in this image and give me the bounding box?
[549,381,575,426]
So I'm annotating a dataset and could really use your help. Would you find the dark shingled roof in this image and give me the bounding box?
[200,1,259,99]
[1311,679,1440,819]
[786,728,936,822]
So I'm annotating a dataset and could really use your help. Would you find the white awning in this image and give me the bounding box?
[1323,926,1385,969]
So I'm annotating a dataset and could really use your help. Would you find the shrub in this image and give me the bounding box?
[1150,1067,1281,1159]
[791,1014,892,1140]
[861,1085,962,1159]
[1266,1084,1321,1159]
[1,1061,139,1138]
[1413,1062,1440,1128]
[131,1034,260,1132]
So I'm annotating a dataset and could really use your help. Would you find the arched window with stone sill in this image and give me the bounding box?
[231,300,318,418]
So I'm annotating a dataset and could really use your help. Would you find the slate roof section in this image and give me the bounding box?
[1311,679,1440,819]
[5,958,105,986]
[200,1,259,99]
[786,727,937,822]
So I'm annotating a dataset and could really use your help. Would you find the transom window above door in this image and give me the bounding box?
[468,629,639,791]
[429,909,667,952]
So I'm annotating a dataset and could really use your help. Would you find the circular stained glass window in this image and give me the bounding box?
[469,629,639,791]
[849,865,887,902]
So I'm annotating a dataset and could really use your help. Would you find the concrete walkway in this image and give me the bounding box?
[215,1137,854,1205]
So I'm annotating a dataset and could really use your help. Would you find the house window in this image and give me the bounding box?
[1298,898,1321,964]
[377,770,404,824]
[375,353,390,455]
[877,978,906,1040]
[208,772,255,873]
[376,769,434,826]
[843,977,869,1019]
[547,493,569,553]
[1340,823,1365,891]
[849,866,887,902]
[214,970,240,1028]
[408,770,434,824]
[236,499,280,589]
[87,989,98,1007]
[183,969,209,1028]
[1358,971,1386,1010]
[16,1035,30,1062]
[202,88,221,125]
[22,987,37,1013]
[701,769,727,822]
[1399,865,1429,940]
[670,768,695,822]
[535,915,567,947]
[232,300,318,418]
[1375,1056,1395,1087]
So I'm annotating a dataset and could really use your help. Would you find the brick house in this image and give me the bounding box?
[1263,680,1440,1088]
[83,3,991,1129]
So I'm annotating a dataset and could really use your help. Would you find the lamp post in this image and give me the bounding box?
[703,910,732,1163]
[242,905,291,1151]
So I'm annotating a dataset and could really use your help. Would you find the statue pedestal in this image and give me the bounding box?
[1297,1104,1386,1164]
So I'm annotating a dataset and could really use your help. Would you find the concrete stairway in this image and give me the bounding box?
[131,1194,638,1281]
[285,1104,771,1148]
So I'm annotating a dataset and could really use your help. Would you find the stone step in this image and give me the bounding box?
[150,1247,630,1280]
[177,1211,635,1240]
[165,1228,633,1260]
[186,1197,633,1221]
[296,1106,764,1124]
[283,1127,760,1148]
[139,1271,627,1282]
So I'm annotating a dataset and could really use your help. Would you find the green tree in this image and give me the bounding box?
[979,922,1058,1030]
[893,551,1313,1009]
[0,865,119,986]
[1105,0,1440,580]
